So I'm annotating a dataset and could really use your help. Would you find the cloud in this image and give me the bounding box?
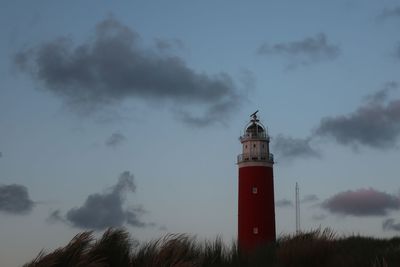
[53,171,148,230]
[302,194,319,203]
[174,94,239,127]
[48,209,67,223]
[0,184,34,214]
[0,152,2,158]
[257,33,340,68]
[15,17,242,127]
[276,199,293,207]
[377,6,400,20]
[105,132,126,147]
[322,188,400,216]
[273,134,320,160]
[383,218,400,231]
[314,82,400,149]
[363,82,397,104]
[269,83,400,161]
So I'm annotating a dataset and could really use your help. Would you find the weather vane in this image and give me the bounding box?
[250,110,259,122]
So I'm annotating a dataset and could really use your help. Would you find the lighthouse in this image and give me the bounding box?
[237,111,276,251]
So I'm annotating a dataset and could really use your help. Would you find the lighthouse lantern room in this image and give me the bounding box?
[237,111,276,251]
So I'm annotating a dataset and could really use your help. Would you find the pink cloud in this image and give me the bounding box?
[322,188,400,216]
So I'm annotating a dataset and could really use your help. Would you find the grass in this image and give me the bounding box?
[24,228,400,267]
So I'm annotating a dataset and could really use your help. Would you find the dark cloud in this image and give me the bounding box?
[48,209,67,224]
[276,199,293,207]
[0,184,34,214]
[378,6,400,20]
[53,171,148,230]
[322,188,400,216]
[269,83,400,161]
[273,134,320,160]
[174,93,239,127]
[383,218,400,232]
[302,194,319,203]
[15,17,242,126]
[364,82,398,104]
[105,132,126,147]
[257,33,340,68]
[314,83,400,149]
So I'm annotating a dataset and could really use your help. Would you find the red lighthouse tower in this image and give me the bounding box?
[238,111,276,251]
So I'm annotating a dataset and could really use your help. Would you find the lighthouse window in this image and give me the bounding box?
[252,187,258,194]
[253,227,259,234]
[253,144,256,148]
[245,145,247,148]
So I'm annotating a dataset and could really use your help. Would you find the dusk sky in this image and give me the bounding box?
[2,1,400,266]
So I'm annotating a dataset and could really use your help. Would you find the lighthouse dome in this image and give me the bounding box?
[240,112,269,142]
[246,122,265,134]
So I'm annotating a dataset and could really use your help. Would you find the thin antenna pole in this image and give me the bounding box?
[295,182,300,234]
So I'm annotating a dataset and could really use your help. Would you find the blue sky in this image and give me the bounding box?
[1,1,400,266]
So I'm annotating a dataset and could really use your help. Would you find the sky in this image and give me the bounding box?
[1,0,400,266]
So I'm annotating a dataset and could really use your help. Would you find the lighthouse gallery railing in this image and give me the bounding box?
[237,153,274,163]
[239,132,269,141]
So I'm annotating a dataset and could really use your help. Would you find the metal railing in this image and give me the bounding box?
[239,132,269,141]
[237,153,274,163]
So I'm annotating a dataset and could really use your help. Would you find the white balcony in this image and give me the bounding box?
[239,132,270,142]
[237,153,274,163]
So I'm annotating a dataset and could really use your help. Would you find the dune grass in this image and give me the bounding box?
[24,228,400,267]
